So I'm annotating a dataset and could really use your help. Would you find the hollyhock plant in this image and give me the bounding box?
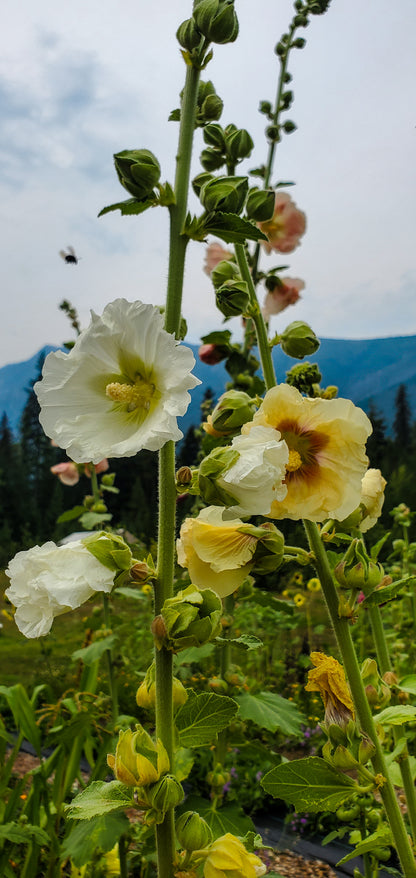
[34,299,200,464]
[5,539,117,638]
[262,277,305,320]
[257,191,306,254]
[243,383,371,521]
[177,506,259,598]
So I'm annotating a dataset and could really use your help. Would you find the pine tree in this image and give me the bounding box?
[366,401,389,470]
[393,384,412,450]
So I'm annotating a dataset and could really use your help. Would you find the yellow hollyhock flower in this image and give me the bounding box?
[359,468,387,532]
[107,726,169,787]
[176,507,258,598]
[243,383,371,521]
[305,651,355,726]
[202,833,266,878]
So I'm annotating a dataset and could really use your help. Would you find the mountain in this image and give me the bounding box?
[1,335,415,438]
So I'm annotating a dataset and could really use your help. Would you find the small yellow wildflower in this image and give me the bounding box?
[307,577,321,592]
[293,592,306,607]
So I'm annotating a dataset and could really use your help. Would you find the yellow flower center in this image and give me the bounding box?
[105,377,155,412]
[286,448,303,472]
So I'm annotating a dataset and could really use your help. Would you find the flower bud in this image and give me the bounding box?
[285,361,322,395]
[200,176,248,215]
[282,119,297,134]
[199,93,224,125]
[160,585,222,651]
[361,658,391,709]
[334,541,384,593]
[226,128,254,162]
[192,171,214,197]
[147,774,184,815]
[176,810,213,851]
[130,561,152,582]
[245,188,275,222]
[114,149,161,200]
[216,281,250,318]
[176,466,193,486]
[211,258,240,289]
[176,18,202,51]
[193,0,239,44]
[259,100,272,115]
[203,123,226,150]
[198,446,241,507]
[107,726,169,787]
[251,522,285,575]
[210,389,258,434]
[200,148,226,172]
[279,321,320,359]
[198,343,228,365]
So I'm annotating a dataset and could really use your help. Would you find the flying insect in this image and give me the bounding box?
[59,246,78,264]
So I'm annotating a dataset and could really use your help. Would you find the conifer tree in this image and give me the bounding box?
[393,384,412,450]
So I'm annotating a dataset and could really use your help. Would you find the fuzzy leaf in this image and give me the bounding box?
[373,705,416,726]
[261,757,356,812]
[98,196,157,217]
[337,827,392,865]
[57,505,86,523]
[176,691,238,747]
[363,576,416,606]
[203,212,268,243]
[235,691,304,736]
[396,674,416,695]
[71,635,118,666]
[0,822,49,844]
[64,781,133,819]
[61,814,129,867]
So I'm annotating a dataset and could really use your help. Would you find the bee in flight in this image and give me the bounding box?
[59,246,78,264]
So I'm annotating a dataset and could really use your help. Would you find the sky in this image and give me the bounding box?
[0,0,415,368]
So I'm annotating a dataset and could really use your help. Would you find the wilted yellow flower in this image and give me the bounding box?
[107,726,169,787]
[359,469,387,532]
[293,592,306,607]
[202,833,266,878]
[305,651,355,726]
[243,384,371,521]
[176,507,258,598]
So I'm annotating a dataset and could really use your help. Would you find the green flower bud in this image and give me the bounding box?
[199,446,240,507]
[199,93,224,125]
[226,128,254,162]
[193,0,239,44]
[210,389,258,433]
[82,531,133,574]
[200,176,248,215]
[216,280,250,318]
[176,810,213,851]
[203,123,226,150]
[266,125,280,142]
[250,522,285,575]
[292,36,306,48]
[160,585,222,651]
[334,540,384,592]
[282,119,297,133]
[192,172,214,197]
[147,774,184,815]
[259,100,272,115]
[114,149,161,200]
[286,361,322,394]
[210,259,240,289]
[245,188,275,221]
[279,321,320,359]
[176,18,202,50]
[361,659,391,710]
[200,147,226,173]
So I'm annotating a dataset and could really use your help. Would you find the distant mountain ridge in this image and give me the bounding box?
[1,335,415,438]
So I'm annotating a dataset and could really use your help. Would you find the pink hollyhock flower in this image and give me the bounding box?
[262,277,305,320]
[50,462,80,486]
[204,241,233,275]
[198,343,227,365]
[258,191,306,254]
[84,458,109,477]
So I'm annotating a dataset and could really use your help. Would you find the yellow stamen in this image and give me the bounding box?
[286,448,302,472]
[106,378,155,412]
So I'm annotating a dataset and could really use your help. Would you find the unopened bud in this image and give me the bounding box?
[176,467,193,486]
[176,810,213,851]
[216,281,250,318]
[246,188,275,221]
[176,18,202,51]
[114,149,161,200]
[226,127,254,162]
[130,561,152,582]
[148,774,184,814]
[279,321,320,359]
[210,389,257,434]
[193,0,239,44]
[200,176,248,215]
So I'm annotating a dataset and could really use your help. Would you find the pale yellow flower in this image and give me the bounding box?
[176,507,258,598]
[203,833,266,878]
[305,651,355,726]
[359,468,387,532]
[243,384,371,521]
[107,726,169,787]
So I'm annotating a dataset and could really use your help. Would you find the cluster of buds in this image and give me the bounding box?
[176,1,238,69]
[201,122,254,173]
[152,585,222,652]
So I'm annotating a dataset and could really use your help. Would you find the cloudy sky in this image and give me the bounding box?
[1,0,415,368]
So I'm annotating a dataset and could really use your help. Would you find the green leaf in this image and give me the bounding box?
[246,591,294,614]
[388,755,416,788]
[71,635,118,666]
[178,795,254,839]
[234,691,304,736]
[200,330,233,346]
[114,586,146,600]
[98,195,158,217]
[175,691,238,747]
[337,827,392,865]
[173,748,194,782]
[57,505,85,523]
[173,644,215,668]
[79,512,112,529]
[373,705,416,726]
[203,211,268,244]
[0,684,41,756]
[64,781,133,820]
[61,814,129,867]
[0,822,50,845]
[261,757,357,812]
[363,576,416,606]
[216,634,262,651]
[397,674,416,695]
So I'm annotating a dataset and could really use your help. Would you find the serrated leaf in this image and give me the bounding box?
[363,576,416,606]
[175,691,238,747]
[0,822,50,845]
[216,634,262,651]
[61,814,129,868]
[71,635,118,666]
[168,108,180,122]
[57,505,86,523]
[64,781,133,819]
[178,795,253,839]
[235,691,304,736]
[98,195,157,217]
[203,212,268,244]
[173,644,215,668]
[373,705,416,726]
[337,827,392,865]
[79,511,112,529]
[173,748,194,782]
[200,330,233,346]
[261,757,356,812]
[396,674,416,695]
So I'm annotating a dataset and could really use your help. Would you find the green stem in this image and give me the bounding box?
[154,59,201,878]
[103,592,119,724]
[304,519,416,878]
[234,243,276,390]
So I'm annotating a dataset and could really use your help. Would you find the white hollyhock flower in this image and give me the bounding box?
[35,299,200,463]
[5,540,117,638]
[217,425,289,518]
